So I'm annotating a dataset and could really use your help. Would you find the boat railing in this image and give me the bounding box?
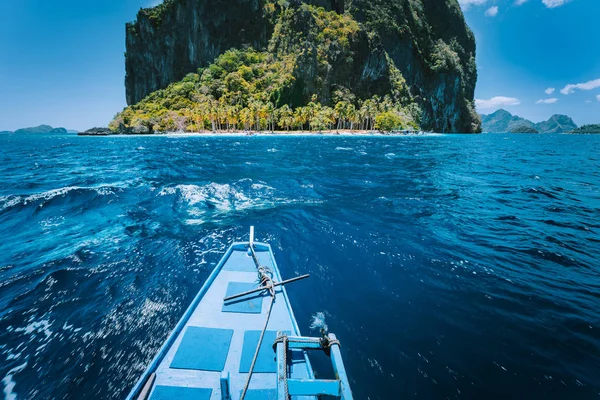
[274,332,353,399]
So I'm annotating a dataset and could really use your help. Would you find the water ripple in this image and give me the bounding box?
[0,133,599,399]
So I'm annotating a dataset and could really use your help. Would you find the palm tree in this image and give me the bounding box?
[248,100,261,131]
[360,99,378,131]
[346,104,358,131]
[306,101,320,131]
[293,107,308,131]
[278,105,293,131]
[265,102,276,132]
[240,107,252,131]
[208,98,218,132]
[334,101,348,130]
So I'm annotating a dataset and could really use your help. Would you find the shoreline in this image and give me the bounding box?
[78,129,445,137]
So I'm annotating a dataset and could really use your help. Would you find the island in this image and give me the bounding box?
[568,124,600,134]
[480,109,578,133]
[510,125,539,134]
[104,0,480,135]
[0,125,72,135]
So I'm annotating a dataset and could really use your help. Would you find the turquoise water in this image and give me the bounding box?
[0,133,599,399]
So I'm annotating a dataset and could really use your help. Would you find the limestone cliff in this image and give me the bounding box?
[125,0,274,105]
[124,0,480,132]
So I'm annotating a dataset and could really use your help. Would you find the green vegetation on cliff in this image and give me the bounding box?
[113,5,420,133]
[111,47,419,133]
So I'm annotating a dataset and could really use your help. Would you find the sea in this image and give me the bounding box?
[0,133,599,399]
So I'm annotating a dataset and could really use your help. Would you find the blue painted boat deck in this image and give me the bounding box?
[128,242,315,400]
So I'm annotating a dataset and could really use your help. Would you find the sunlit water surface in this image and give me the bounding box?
[0,133,599,399]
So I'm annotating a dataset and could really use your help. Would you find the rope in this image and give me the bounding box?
[240,254,276,400]
[282,335,289,398]
[240,295,275,400]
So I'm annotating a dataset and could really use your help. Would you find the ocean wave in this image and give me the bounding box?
[2,362,27,400]
[1,184,125,212]
[0,196,21,212]
[158,180,318,220]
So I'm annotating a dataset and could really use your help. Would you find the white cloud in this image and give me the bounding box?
[485,6,499,16]
[536,98,558,104]
[561,78,600,95]
[458,0,488,9]
[545,87,555,95]
[597,95,600,102]
[475,96,521,109]
[542,0,567,7]
[462,0,567,11]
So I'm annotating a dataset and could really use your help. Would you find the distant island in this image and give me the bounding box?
[480,109,578,133]
[568,124,600,134]
[509,125,539,134]
[1,125,77,134]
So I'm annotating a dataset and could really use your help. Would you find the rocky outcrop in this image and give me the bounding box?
[125,0,480,132]
[78,127,113,136]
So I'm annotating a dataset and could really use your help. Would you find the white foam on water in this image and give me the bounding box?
[161,180,322,223]
[158,187,177,196]
[14,319,52,340]
[2,183,126,211]
[335,147,353,151]
[141,298,168,318]
[309,312,328,333]
[2,362,27,400]
[251,183,275,191]
[24,186,85,204]
[0,196,21,211]
[175,183,259,211]
[40,216,65,229]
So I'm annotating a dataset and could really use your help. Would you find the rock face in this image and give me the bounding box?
[125,0,480,132]
[125,0,274,106]
[481,109,578,133]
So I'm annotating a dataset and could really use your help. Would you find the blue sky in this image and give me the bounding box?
[0,0,598,131]
[461,0,600,124]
